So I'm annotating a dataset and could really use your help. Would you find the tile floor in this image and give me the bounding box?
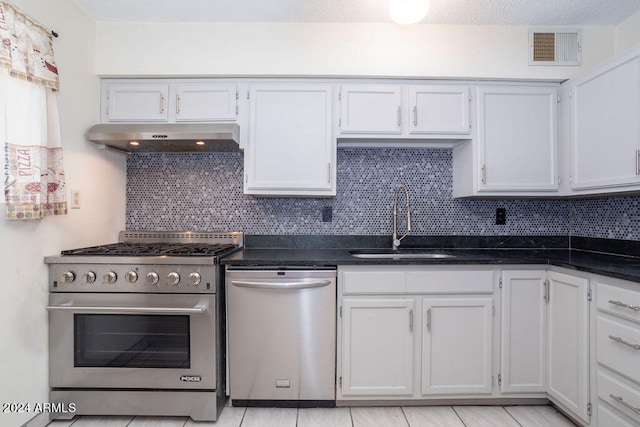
[46,405,577,426]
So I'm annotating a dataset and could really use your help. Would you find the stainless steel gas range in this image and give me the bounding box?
[44,231,242,422]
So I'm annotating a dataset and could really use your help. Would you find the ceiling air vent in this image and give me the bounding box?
[529,29,582,66]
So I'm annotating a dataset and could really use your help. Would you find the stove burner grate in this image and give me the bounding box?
[61,242,239,257]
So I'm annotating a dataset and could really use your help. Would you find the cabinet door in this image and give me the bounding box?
[106,83,169,122]
[175,84,237,122]
[571,52,640,190]
[477,86,559,192]
[245,84,335,196]
[341,298,415,396]
[546,271,590,424]
[339,85,403,134]
[500,271,546,394]
[409,85,470,135]
[422,297,493,395]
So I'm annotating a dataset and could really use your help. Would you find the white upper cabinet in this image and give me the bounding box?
[101,80,238,123]
[408,85,471,135]
[339,85,403,134]
[244,84,336,196]
[453,84,559,197]
[174,83,237,122]
[570,48,640,192]
[338,84,472,141]
[105,83,169,122]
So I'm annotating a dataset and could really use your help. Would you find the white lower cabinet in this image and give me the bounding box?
[595,279,640,426]
[422,297,493,395]
[500,269,593,425]
[546,271,591,425]
[499,270,547,394]
[337,265,496,401]
[340,298,415,396]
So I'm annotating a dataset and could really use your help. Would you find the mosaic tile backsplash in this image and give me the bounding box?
[125,148,640,240]
[127,148,579,236]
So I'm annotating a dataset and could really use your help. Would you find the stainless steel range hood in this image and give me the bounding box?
[88,123,240,154]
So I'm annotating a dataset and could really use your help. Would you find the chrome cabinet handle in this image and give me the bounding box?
[176,95,181,114]
[160,94,165,113]
[610,394,640,414]
[409,309,414,332]
[636,150,640,176]
[426,308,432,332]
[397,106,402,127]
[543,279,550,303]
[609,335,640,350]
[481,164,487,185]
[413,105,417,126]
[609,299,640,312]
[230,279,331,290]
[46,304,207,315]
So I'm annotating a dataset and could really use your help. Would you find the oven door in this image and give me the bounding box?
[47,293,216,390]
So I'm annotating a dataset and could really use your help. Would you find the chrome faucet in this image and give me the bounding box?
[392,184,412,250]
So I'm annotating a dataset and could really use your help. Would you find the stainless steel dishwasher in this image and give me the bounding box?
[225,267,336,407]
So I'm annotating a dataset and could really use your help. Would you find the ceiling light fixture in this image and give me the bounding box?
[389,0,429,25]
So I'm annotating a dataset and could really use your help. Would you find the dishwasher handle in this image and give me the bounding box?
[229,278,332,290]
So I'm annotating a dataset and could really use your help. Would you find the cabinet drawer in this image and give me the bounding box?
[597,371,640,423]
[598,282,640,324]
[597,316,640,383]
[598,403,638,427]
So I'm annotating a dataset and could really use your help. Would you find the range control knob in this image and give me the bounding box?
[125,270,138,283]
[168,272,180,286]
[103,271,118,284]
[61,271,76,283]
[188,272,202,285]
[83,271,97,284]
[146,272,159,285]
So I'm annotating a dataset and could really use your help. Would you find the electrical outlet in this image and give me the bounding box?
[496,208,506,225]
[71,189,81,209]
[322,206,333,222]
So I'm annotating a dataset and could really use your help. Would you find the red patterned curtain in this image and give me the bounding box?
[1,2,66,219]
[0,2,59,90]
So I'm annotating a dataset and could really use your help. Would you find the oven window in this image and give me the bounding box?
[74,314,190,368]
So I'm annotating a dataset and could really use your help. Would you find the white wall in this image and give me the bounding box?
[94,22,615,80]
[615,10,640,53]
[0,1,126,425]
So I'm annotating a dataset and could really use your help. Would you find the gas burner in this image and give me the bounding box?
[61,242,239,257]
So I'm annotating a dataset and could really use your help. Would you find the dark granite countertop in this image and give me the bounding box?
[221,235,640,285]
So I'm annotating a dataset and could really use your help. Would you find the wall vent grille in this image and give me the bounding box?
[529,29,582,66]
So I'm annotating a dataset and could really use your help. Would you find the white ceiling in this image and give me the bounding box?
[73,0,640,26]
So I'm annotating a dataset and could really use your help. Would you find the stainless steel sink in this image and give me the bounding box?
[350,250,456,259]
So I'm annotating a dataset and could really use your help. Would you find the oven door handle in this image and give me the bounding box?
[46,304,208,315]
[229,279,331,290]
